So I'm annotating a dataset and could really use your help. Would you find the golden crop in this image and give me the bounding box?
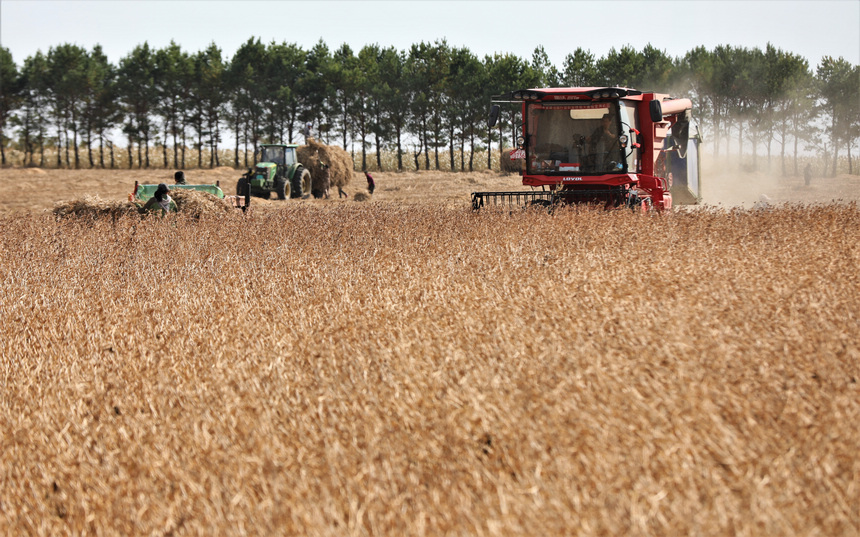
[1,203,858,536]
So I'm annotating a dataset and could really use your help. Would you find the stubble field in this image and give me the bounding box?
[0,164,858,535]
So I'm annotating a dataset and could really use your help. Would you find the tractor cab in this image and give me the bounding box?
[239,143,311,200]
[260,144,296,167]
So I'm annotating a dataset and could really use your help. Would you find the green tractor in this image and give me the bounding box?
[237,144,312,200]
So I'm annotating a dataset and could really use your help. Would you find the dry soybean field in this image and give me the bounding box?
[0,168,859,536]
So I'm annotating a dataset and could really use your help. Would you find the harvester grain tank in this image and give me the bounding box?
[474,87,702,210]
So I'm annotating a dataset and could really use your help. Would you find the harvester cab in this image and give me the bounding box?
[238,144,312,200]
[474,87,702,210]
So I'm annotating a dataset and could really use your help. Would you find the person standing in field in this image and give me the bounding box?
[804,163,813,186]
[320,162,331,199]
[141,183,174,215]
[338,185,348,198]
[174,170,187,184]
[365,171,375,195]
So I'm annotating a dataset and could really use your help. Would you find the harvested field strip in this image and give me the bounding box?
[1,204,858,535]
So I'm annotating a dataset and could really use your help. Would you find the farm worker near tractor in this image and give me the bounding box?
[174,170,186,184]
[365,171,375,195]
[320,162,332,199]
[141,183,174,215]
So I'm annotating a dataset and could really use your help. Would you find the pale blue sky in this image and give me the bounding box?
[2,0,858,68]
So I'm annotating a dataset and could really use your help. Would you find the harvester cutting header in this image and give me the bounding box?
[474,87,702,210]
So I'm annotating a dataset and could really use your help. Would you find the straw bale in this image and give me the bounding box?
[297,139,353,188]
[169,189,235,219]
[53,190,234,220]
[52,195,139,219]
[353,191,371,202]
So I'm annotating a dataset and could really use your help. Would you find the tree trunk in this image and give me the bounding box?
[375,131,382,171]
[56,129,62,169]
[72,119,80,169]
[499,113,504,170]
[87,129,94,168]
[234,115,240,168]
[173,118,179,168]
[487,124,492,170]
[469,127,475,172]
[449,125,455,171]
[423,118,430,170]
[713,101,721,158]
[396,122,403,172]
[831,110,838,177]
[162,123,169,168]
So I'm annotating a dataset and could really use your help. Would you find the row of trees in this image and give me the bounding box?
[0,39,857,175]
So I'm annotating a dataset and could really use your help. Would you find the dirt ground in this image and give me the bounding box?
[0,163,857,215]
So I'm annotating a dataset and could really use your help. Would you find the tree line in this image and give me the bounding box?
[0,39,857,175]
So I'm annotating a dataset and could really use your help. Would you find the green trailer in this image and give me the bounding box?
[131,181,249,212]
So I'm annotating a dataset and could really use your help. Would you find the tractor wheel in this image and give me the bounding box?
[291,168,311,199]
[275,179,289,200]
[289,168,304,199]
[299,168,312,199]
[236,177,249,197]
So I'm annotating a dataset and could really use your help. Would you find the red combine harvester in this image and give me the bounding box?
[473,87,702,211]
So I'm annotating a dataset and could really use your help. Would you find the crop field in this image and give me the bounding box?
[0,165,859,535]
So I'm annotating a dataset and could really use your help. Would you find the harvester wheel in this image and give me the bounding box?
[276,179,289,200]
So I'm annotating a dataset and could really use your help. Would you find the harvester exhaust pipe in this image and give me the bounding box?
[488,104,501,127]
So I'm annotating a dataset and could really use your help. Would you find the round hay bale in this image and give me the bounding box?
[170,189,235,219]
[501,149,523,173]
[297,139,353,189]
[353,191,371,202]
[53,195,139,220]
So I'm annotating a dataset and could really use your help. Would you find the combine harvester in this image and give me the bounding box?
[473,87,702,211]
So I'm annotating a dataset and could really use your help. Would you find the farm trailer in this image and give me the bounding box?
[131,181,250,212]
[473,87,702,211]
